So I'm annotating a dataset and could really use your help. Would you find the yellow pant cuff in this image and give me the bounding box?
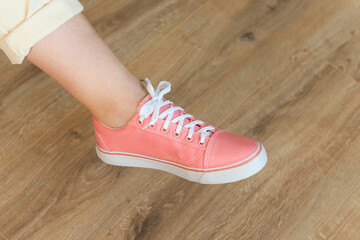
[0,0,83,64]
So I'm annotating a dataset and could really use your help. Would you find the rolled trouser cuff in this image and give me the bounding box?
[0,0,83,64]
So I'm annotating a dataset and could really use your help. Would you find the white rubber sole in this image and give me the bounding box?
[95,143,267,184]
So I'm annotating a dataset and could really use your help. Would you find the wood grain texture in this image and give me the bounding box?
[304,1,360,82]
[84,0,209,65]
[274,135,360,240]
[0,0,359,239]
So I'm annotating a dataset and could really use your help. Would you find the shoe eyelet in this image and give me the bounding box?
[137,119,143,125]
[199,141,205,146]
[173,132,181,138]
[161,128,169,133]
[186,137,193,142]
[149,123,156,129]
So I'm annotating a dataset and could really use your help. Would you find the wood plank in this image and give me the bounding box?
[318,33,360,83]
[0,72,80,169]
[0,107,165,239]
[102,50,360,239]
[274,136,360,240]
[84,0,209,65]
[304,0,360,82]
[0,233,7,240]
[304,0,360,56]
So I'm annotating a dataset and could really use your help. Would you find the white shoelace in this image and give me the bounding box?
[138,78,215,144]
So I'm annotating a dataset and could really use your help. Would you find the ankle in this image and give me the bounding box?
[93,86,147,129]
[94,110,134,129]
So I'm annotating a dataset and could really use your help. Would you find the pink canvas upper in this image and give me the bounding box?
[93,89,261,172]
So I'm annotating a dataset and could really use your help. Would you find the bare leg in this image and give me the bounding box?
[27,14,147,128]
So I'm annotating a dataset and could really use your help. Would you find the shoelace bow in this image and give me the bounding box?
[138,78,215,144]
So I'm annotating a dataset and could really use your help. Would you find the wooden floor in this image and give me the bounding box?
[0,0,360,239]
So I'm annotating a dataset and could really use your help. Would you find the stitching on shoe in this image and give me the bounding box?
[94,129,111,151]
[185,148,203,165]
[204,130,224,169]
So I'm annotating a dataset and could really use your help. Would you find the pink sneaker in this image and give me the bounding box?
[93,78,267,184]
